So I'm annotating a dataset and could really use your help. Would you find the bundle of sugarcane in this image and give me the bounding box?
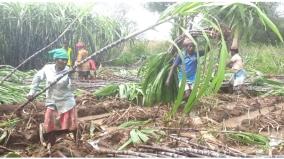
[94,83,144,104]
[0,65,35,83]
[0,65,43,104]
[0,81,32,104]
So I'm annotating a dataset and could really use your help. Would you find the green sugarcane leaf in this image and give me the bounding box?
[136,130,149,143]
[118,138,132,151]
[130,129,141,144]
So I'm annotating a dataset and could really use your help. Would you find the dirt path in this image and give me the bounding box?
[224,104,283,128]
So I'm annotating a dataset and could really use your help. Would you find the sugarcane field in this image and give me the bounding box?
[1,1,284,157]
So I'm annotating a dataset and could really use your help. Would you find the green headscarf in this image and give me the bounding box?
[48,48,68,60]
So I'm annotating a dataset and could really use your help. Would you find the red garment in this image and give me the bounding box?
[89,59,96,70]
[44,107,78,133]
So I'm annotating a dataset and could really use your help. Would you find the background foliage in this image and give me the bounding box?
[0,2,133,70]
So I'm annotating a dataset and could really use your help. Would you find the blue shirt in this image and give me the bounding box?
[174,50,205,83]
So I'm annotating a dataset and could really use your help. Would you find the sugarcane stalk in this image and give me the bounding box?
[0,145,15,152]
[11,16,174,117]
[175,147,230,158]
[151,151,188,158]
[138,145,192,157]
[158,127,201,132]
[146,153,172,158]
[137,150,171,158]
[93,149,154,158]
[106,154,138,158]
[169,135,249,157]
[0,10,86,85]
[138,149,188,158]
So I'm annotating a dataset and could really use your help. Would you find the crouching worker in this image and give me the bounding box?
[227,47,246,92]
[27,48,78,146]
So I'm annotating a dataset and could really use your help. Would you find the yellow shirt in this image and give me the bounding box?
[77,49,90,71]
[67,48,72,66]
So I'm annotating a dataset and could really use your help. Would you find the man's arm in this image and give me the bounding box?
[166,56,181,87]
[166,64,177,87]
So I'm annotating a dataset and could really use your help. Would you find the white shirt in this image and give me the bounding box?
[230,53,243,71]
[28,64,75,113]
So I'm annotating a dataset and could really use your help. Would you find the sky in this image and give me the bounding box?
[91,1,173,41]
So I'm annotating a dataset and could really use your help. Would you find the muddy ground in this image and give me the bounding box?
[1,83,284,157]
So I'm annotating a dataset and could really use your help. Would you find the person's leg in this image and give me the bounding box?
[81,71,88,81]
[44,132,56,146]
[234,70,250,97]
[184,90,190,101]
[228,73,235,93]
[82,71,88,81]
[183,83,191,101]
[78,71,83,81]
[43,108,57,145]
[44,108,57,133]
[86,71,91,81]
[59,107,79,143]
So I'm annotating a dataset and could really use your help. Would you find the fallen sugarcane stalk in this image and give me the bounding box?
[143,152,174,158]
[153,152,192,158]
[129,150,171,158]
[138,145,197,157]
[106,154,138,158]
[175,147,230,158]
[93,148,155,158]
[158,127,201,132]
[78,112,112,122]
[206,139,244,155]
[139,145,226,157]
[112,74,140,82]
[169,135,249,157]
[0,145,15,152]
[138,149,188,158]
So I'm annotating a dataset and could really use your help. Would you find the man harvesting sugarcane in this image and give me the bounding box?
[166,37,206,100]
[227,46,246,92]
[27,48,78,146]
